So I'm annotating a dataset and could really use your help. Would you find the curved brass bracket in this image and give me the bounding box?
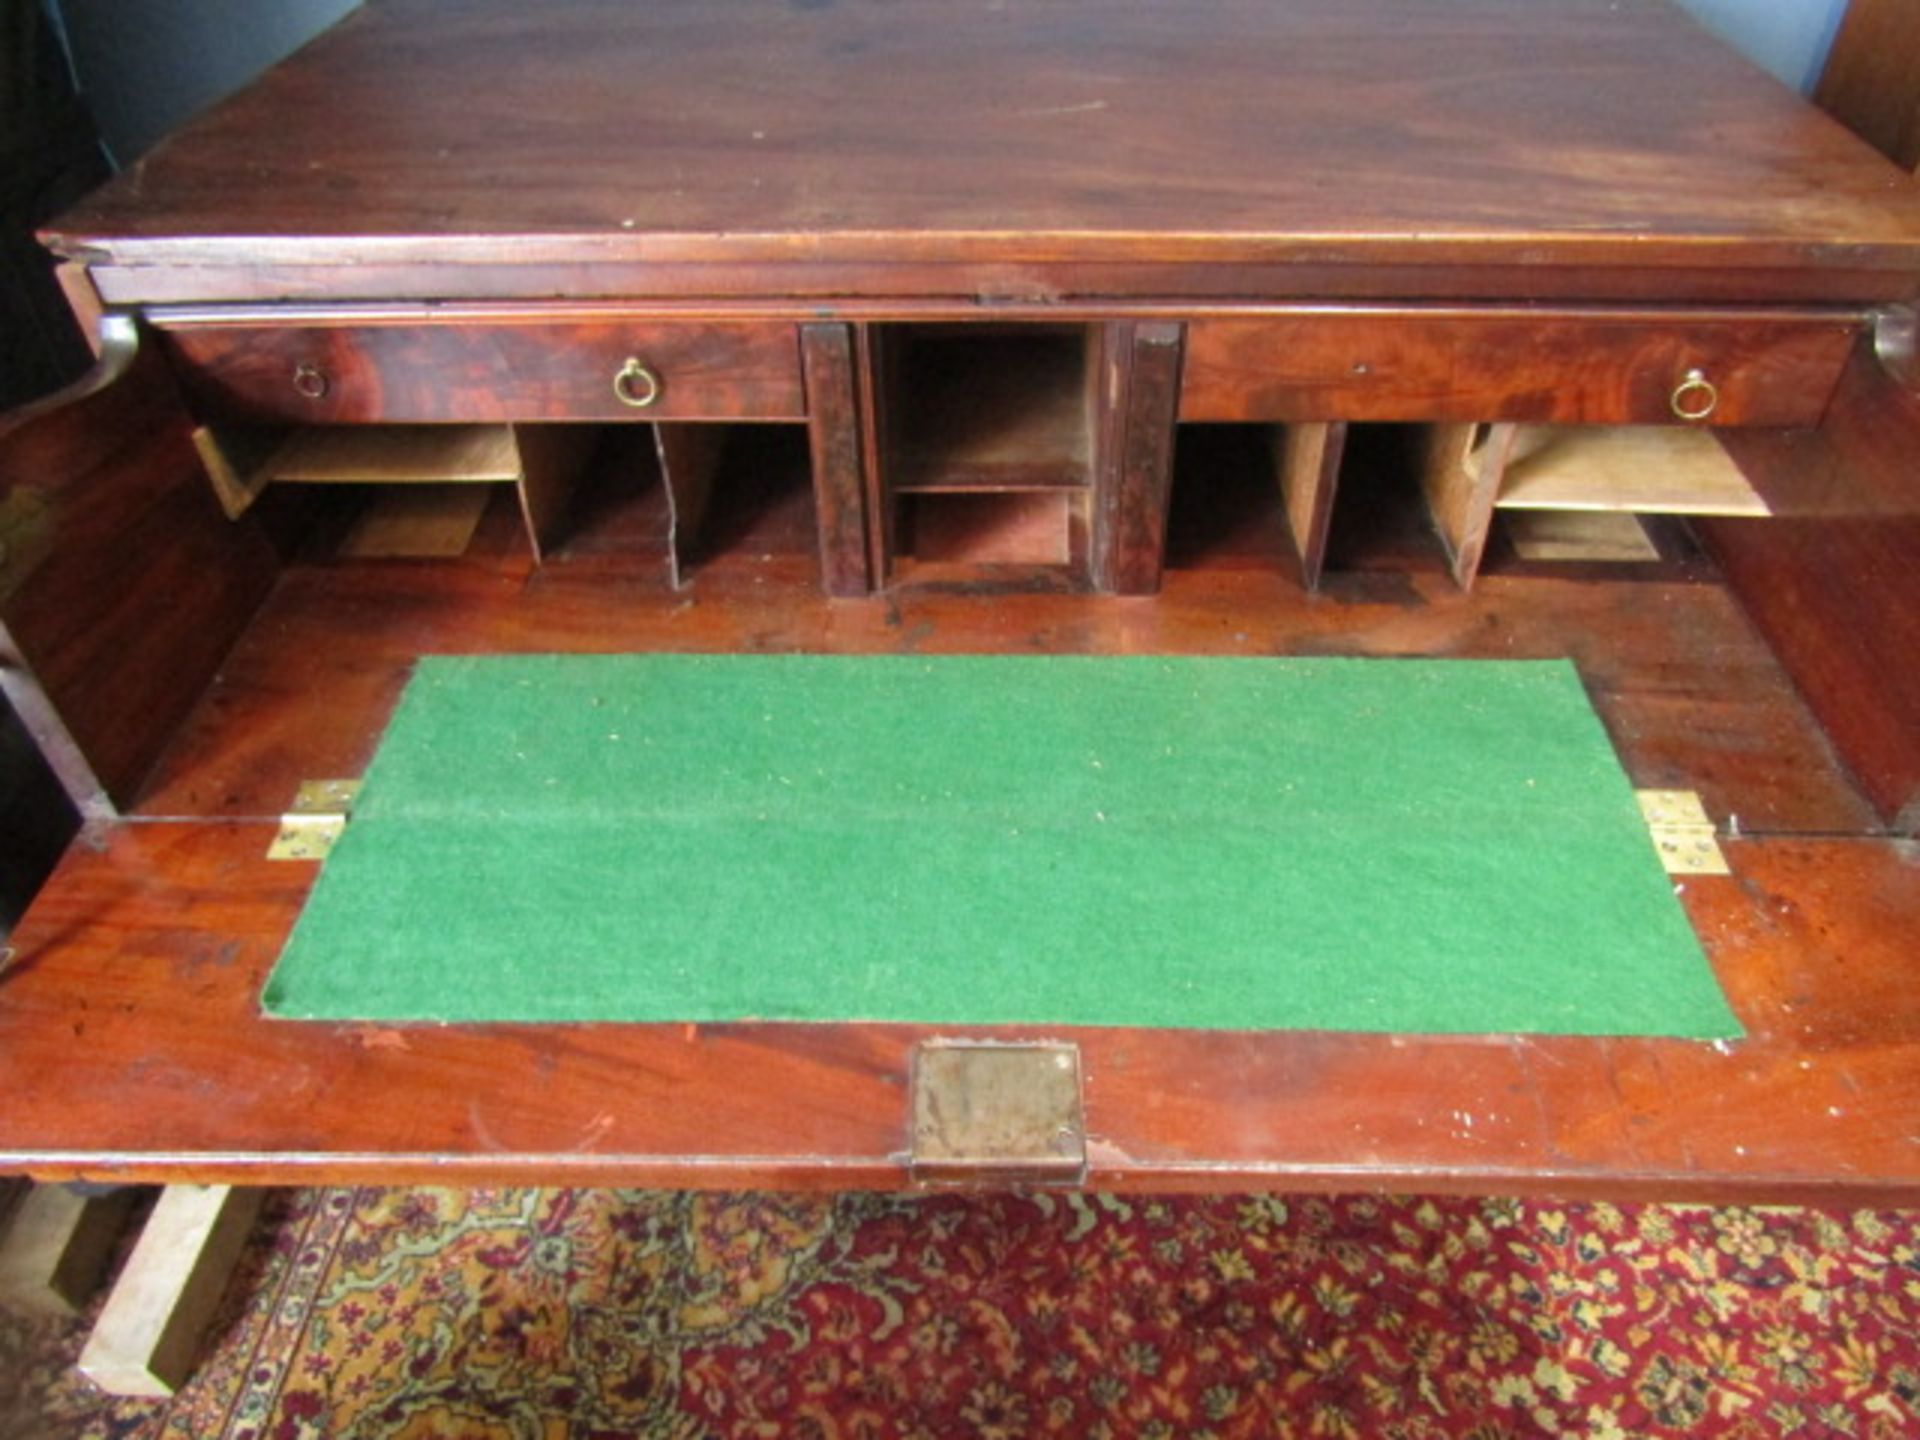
[0,313,140,441]
[1872,304,1918,391]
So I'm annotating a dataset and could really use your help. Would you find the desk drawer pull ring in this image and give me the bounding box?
[614,357,662,409]
[1670,368,1719,422]
[291,363,330,401]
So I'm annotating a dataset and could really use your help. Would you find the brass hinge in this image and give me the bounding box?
[1637,789,1731,876]
[909,1040,1087,1187]
[0,488,54,607]
[266,779,361,861]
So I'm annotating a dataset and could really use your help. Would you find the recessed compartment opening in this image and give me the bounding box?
[1169,421,1446,586]
[191,422,604,565]
[875,323,1100,573]
[189,421,817,582]
[1416,422,1765,586]
[1164,425,1292,571]
[650,423,819,586]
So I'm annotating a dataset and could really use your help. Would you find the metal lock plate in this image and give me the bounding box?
[909,1040,1086,1187]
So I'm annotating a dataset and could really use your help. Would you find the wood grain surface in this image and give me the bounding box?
[42,0,1920,305]
[0,325,277,814]
[10,0,1920,1200]
[1708,340,1920,832]
[2,822,1913,1201]
[0,465,1908,1198]
[164,320,806,423]
[1180,311,1857,425]
[1817,0,1920,172]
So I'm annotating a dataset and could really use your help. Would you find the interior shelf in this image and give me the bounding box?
[1495,425,1771,517]
[193,422,597,564]
[900,490,1078,567]
[1415,421,1774,589]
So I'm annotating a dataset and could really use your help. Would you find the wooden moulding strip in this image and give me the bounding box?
[804,322,877,595]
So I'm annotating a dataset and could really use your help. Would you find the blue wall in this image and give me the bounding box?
[52,0,360,162]
[1668,0,1850,91]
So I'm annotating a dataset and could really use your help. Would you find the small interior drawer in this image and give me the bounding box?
[162,318,807,423]
[1180,310,1858,427]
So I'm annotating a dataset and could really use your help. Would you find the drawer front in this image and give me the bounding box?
[1180,313,1858,426]
[163,320,806,422]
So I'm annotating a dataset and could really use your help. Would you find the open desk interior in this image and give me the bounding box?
[2,0,1919,1199]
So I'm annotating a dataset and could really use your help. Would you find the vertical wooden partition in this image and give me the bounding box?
[800,323,873,597]
[1092,322,1185,594]
[1273,421,1349,591]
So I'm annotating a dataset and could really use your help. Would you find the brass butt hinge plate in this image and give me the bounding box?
[1637,789,1731,876]
[267,779,362,862]
[909,1040,1087,1188]
[0,488,54,607]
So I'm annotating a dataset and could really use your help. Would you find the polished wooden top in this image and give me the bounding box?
[45,0,1920,305]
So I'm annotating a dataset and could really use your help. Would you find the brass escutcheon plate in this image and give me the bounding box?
[909,1040,1086,1187]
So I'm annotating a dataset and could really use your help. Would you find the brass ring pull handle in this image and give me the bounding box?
[291,363,330,401]
[613,357,662,409]
[1670,368,1719,422]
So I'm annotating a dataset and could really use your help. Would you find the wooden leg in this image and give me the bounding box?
[1093,321,1184,595]
[1418,422,1514,590]
[1273,421,1347,590]
[0,1183,140,1319]
[653,423,725,589]
[77,1184,263,1399]
[800,323,873,596]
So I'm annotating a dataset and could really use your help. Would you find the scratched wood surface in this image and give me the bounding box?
[42,0,1920,305]
[2,448,1913,1200]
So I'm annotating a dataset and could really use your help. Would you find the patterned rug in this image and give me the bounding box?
[5,1189,1920,1439]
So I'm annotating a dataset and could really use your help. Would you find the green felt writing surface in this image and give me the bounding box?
[263,655,1739,1036]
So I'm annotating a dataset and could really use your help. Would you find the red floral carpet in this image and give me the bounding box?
[5,1189,1920,1439]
